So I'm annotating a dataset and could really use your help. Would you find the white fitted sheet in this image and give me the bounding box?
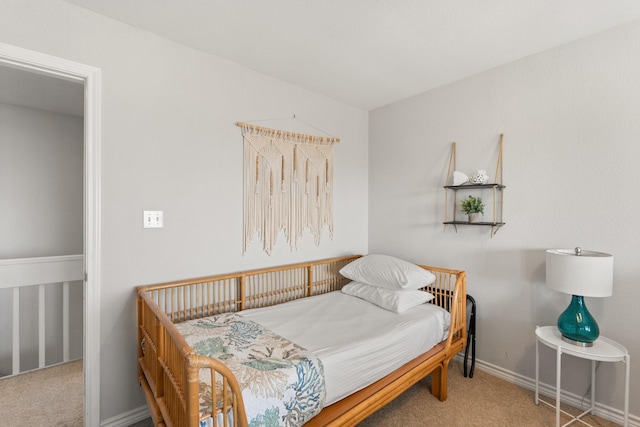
[241,290,450,405]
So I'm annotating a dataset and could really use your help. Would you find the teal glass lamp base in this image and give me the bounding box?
[557,295,599,347]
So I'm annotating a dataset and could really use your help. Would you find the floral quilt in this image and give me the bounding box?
[176,313,326,427]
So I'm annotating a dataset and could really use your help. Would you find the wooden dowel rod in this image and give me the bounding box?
[235,121,340,143]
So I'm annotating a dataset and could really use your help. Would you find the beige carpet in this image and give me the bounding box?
[0,358,621,427]
[0,359,83,427]
[356,360,619,426]
[130,360,620,426]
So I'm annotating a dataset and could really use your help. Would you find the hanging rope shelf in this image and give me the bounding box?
[443,134,505,237]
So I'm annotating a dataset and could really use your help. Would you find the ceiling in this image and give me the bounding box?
[5,2,640,114]
[0,64,84,117]
[59,0,640,110]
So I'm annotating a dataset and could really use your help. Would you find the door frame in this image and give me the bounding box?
[0,42,101,426]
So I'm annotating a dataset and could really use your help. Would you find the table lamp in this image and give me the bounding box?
[545,247,613,347]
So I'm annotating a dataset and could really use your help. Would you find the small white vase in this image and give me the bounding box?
[470,170,489,184]
[468,213,480,223]
[452,171,469,186]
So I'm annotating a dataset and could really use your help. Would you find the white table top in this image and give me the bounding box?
[536,326,628,362]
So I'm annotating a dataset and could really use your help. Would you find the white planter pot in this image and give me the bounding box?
[468,213,480,223]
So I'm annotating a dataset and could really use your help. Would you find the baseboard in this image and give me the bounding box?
[100,405,150,427]
[454,354,638,427]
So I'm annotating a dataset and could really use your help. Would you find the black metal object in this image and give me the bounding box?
[463,294,476,378]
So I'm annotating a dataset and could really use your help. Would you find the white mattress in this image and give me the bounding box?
[241,290,450,405]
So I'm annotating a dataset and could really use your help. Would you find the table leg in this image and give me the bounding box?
[556,346,562,427]
[591,360,596,415]
[535,336,539,404]
[624,354,630,427]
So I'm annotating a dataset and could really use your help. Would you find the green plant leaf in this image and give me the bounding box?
[460,195,485,214]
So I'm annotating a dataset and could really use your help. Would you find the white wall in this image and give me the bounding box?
[370,19,640,420]
[0,103,83,258]
[0,0,368,422]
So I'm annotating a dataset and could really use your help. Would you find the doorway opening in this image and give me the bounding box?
[0,42,101,426]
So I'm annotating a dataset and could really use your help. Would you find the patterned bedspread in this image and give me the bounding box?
[176,313,326,427]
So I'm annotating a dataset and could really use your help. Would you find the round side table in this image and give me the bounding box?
[535,326,630,427]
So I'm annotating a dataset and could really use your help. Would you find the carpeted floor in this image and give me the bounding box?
[128,360,620,426]
[356,361,619,426]
[0,359,83,427]
[0,358,619,427]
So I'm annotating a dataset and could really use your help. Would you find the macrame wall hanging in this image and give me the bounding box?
[236,121,340,255]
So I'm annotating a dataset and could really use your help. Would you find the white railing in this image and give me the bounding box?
[0,255,83,376]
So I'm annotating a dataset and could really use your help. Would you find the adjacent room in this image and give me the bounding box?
[1,1,638,426]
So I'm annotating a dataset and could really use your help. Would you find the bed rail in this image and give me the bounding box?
[137,256,466,427]
[420,265,467,354]
[421,265,467,403]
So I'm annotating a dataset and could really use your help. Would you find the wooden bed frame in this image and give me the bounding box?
[137,255,466,427]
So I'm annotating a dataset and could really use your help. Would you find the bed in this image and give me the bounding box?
[137,254,467,427]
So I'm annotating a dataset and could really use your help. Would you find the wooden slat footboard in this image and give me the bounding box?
[137,256,466,427]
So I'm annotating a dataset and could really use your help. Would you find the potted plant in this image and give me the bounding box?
[460,195,484,223]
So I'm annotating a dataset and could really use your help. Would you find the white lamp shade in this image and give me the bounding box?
[546,249,613,297]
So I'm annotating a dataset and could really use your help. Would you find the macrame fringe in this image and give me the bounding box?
[241,124,337,255]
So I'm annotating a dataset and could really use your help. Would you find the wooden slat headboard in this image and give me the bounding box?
[138,255,361,323]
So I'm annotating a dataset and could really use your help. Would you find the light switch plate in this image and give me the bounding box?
[143,211,163,228]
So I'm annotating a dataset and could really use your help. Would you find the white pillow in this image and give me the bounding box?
[339,254,436,290]
[342,282,434,313]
